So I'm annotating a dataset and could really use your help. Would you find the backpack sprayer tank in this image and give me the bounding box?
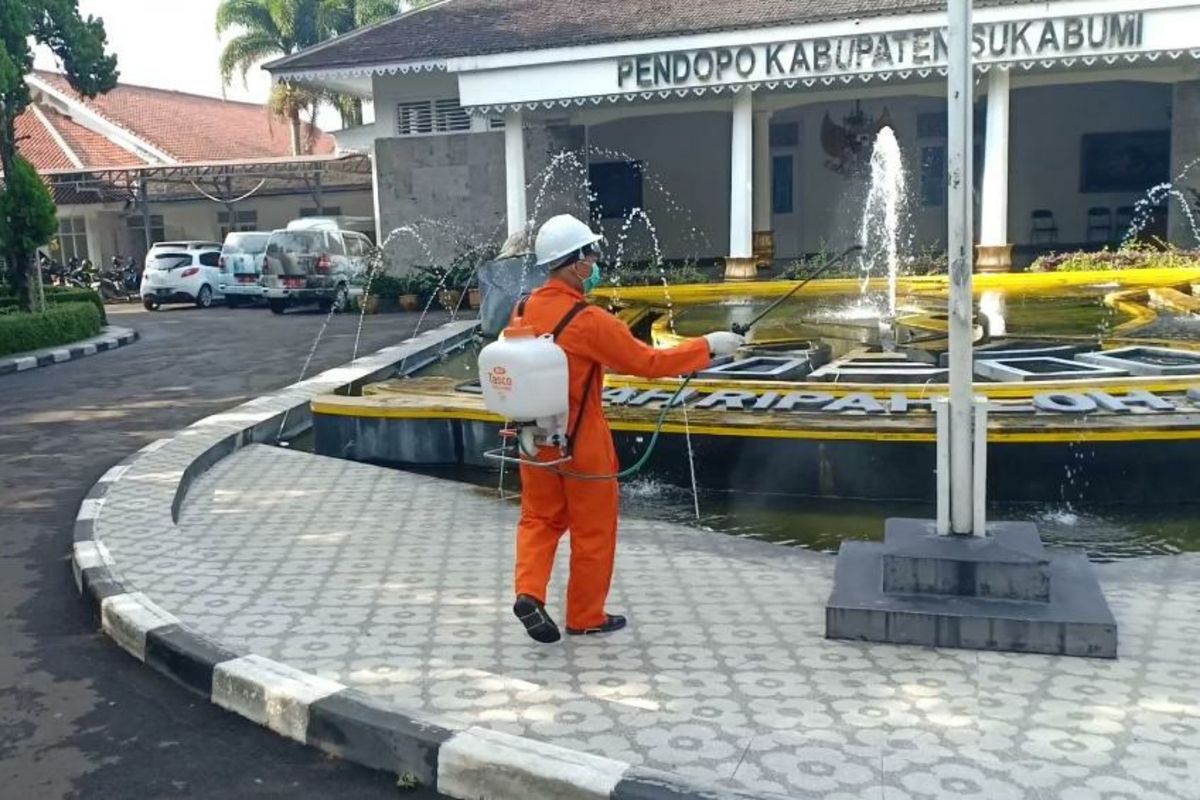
[478,325,572,461]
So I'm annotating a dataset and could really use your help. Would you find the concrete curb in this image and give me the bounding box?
[0,326,138,376]
[69,322,796,800]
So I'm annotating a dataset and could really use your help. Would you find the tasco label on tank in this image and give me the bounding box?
[488,366,513,392]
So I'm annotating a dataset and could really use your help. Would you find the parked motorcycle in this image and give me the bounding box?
[97,256,138,302]
[65,258,102,294]
[39,254,61,287]
[98,268,128,302]
[120,257,140,294]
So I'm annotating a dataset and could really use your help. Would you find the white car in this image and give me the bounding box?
[140,241,224,310]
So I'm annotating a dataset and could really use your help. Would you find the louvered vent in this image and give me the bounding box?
[396,100,433,136]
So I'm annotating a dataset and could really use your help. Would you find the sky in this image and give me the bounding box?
[33,0,342,129]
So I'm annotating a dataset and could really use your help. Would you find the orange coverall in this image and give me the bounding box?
[512,281,711,630]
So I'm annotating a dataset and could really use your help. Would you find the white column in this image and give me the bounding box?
[752,110,772,233]
[979,69,1010,247]
[729,92,753,260]
[946,0,977,535]
[504,110,527,237]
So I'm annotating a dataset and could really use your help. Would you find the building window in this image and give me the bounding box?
[1080,130,1170,193]
[55,216,90,261]
[127,214,165,250]
[434,99,470,132]
[769,122,799,148]
[300,206,342,218]
[772,155,794,215]
[218,210,258,238]
[920,146,946,207]
[396,98,470,136]
[588,161,643,220]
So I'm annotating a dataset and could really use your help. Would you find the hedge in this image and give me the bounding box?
[0,302,103,357]
[1031,247,1200,273]
[0,286,106,323]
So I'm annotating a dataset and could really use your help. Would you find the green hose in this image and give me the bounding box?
[515,374,695,481]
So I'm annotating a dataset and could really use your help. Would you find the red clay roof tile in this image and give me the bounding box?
[29,70,334,164]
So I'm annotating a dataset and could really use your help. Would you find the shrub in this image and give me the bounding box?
[1031,244,1200,272]
[45,287,108,323]
[603,261,712,287]
[0,286,107,323]
[368,274,405,301]
[0,302,103,357]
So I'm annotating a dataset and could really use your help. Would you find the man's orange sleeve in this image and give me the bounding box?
[580,307,711,379]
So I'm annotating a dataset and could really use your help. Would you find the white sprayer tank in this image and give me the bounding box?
[478,326,569,424]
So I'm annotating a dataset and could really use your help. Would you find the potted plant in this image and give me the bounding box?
[439,284,464,311]
[416,263,468,310]
[397,274,424,311]
[365,274,403,313]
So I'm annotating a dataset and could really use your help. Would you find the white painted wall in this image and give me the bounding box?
[772,95,952,258]
[1009,81,1172,244]
[361,71,1174,264]
[57,189,375,266]
[587,110,730,262]
[373,72,465,140]
[561,80,1173,261]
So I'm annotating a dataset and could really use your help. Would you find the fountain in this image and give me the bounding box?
[297,89,1200,579]
[858,126,908,325]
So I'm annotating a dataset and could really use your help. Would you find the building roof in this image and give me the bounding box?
[16,70,334,173]
[268,0,1040,74]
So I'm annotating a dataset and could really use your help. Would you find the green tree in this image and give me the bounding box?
[0,0,117,310]
[326,0,404,128]
[216,0,349,153]
[217,1,424,133]
[0,156,58,296]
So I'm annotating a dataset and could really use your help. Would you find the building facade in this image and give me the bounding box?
[269,0,1200,274]
[15,71,373,266]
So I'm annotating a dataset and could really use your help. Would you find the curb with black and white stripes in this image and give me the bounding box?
[0,325,138,376]
[70,324,791,800]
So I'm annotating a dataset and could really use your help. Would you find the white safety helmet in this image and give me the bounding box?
[534,214,603,268]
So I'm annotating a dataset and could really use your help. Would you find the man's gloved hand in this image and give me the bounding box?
[703,331,746,358]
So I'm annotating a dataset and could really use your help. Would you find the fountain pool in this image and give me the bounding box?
[305,266,1200,559]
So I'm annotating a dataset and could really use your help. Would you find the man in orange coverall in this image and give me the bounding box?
[509,214,745,642]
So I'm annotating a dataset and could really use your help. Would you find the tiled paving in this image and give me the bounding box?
[99,444,1200,799]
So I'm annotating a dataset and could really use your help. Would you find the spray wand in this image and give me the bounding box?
[730,244,863,336]
[488,244,865,481]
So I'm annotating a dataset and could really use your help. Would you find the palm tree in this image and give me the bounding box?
[216,0,344,154]
[326,0,405,128]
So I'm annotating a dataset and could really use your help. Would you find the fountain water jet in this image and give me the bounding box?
[859,126,908,323]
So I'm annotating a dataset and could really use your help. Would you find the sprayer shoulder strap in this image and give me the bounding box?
[551,301,589,341]
[548,301,596,457]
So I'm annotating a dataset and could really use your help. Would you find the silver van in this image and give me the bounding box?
[260,219,374,314]
[218,231,271,308]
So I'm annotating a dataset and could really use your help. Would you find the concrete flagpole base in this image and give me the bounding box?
[825,518,1118,658]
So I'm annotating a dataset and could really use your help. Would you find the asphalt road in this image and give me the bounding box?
[0,302,455,799]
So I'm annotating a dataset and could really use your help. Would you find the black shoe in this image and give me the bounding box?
[513,595,561,643]
[566,614,627,636]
